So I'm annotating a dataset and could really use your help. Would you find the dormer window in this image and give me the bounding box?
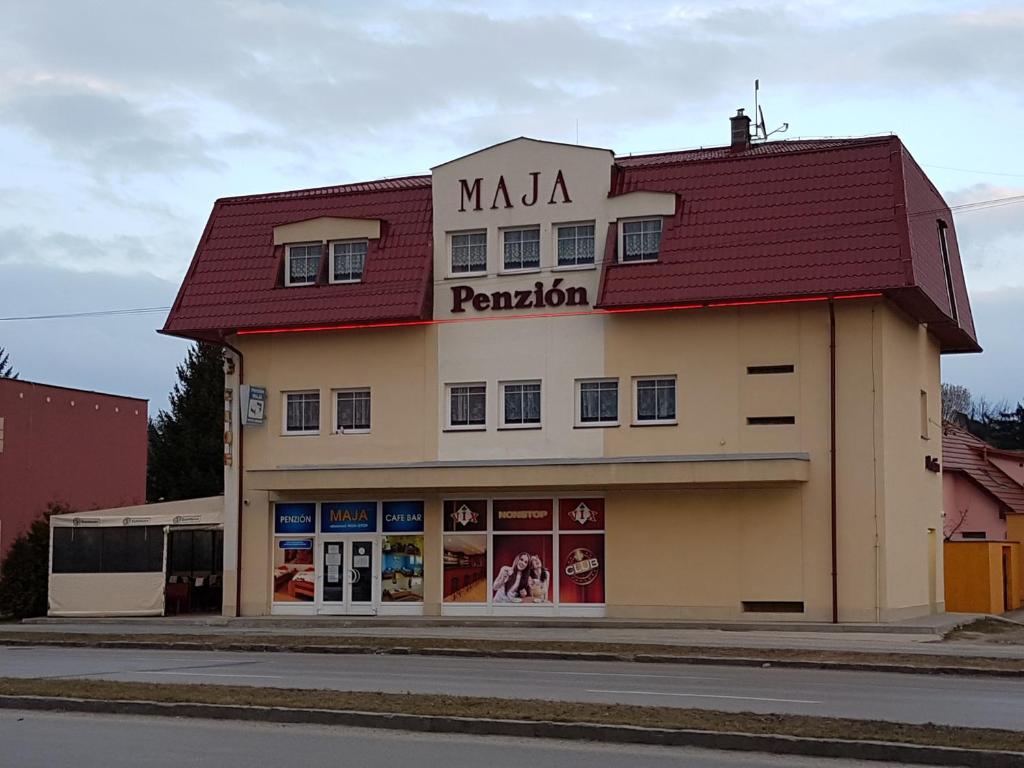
[621,218,663,263]
[285,243,321,286]
[332,240,367,283]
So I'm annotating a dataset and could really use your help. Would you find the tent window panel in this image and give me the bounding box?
[170,531,194,572]
[52,527,102,573]
[52,526,163,574]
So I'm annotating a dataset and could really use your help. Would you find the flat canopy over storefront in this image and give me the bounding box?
[248,452,810,493]
[49,496,223,618]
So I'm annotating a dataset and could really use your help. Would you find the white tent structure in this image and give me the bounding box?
[48,496,223,617]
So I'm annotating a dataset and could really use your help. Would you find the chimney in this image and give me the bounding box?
[730,108,751,152]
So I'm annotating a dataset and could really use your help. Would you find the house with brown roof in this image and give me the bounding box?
[942,424,1024,541]
[142,111,979,622]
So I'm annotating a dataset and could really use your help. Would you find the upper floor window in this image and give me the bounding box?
[332,240,367,283]
[448,383,486,429]
[634,376,676,424]
[621,218,663,263]
[577,378,618,426]
[284,391,320,434]
[556,223,595,267]
[501,381,541,427]
[503,227,540,271]
[286,243,321,286]
[937,221,958,323]
[451,231,487,274]
[335,388,371,433]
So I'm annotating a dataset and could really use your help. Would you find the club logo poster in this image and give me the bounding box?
[492,533,553,604]
[443,499,487,532]
[558,533,605,604]
[558,498,604,531]
[443,534,487,603]
[492,499,553,532]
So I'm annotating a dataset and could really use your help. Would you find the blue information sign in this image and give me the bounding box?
[274,503,315,535]
[278,539,313,550]
[382,501,425,533]
[321,501,377,533]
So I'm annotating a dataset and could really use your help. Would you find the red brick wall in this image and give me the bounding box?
[0,379,147,559]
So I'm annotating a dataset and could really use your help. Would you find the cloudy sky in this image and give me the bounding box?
[1,0,1021,414]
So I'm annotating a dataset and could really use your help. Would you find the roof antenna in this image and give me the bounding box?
[752,79,789,142]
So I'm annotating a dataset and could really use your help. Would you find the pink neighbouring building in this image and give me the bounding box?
[942,424,1024,541]
[0,378,148,561]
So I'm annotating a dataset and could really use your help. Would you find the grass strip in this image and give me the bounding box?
[1,677,1022,753]
[1,631,1022,672]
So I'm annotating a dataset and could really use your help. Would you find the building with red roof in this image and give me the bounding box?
[156,112,978,622]
[942,424,1024,541]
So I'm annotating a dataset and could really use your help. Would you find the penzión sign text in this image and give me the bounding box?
[451,278,588,313]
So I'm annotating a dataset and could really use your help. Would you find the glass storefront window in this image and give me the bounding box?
[381,535,424,602]
[273,539,315,602]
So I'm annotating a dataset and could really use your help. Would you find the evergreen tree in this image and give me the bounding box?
[147,343,225,501]
[0,346,17,379]
[0,505,66,618]
[984,402,1024,451]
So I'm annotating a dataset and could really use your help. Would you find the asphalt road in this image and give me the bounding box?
[0,710,921,768]
[2,645,1022,729]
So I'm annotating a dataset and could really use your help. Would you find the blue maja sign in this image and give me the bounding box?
[321,501,377,533]
[274,503,315,535]
[382,501,425,533]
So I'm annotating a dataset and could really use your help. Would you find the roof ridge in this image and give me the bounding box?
[218,173,432,204]
[614,136,897,167]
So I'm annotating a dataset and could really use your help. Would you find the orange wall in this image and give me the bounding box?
[943,541,1020,614]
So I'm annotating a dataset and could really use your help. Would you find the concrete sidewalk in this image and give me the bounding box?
[9,613,1024,659]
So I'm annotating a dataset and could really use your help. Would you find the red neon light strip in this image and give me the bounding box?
[235,293,883,336]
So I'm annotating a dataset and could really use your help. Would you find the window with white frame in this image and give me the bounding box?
[331,240,367,283]
[577,379,618,426]
[448,383,486,428]
[621,218,663,263]
[284,391,320,434]
[503,227,540,271]
[451,231,487,274]
[501,381,541,427]
[286,243,321,286]
[556,223,596,267]
[335,388,371,433]
[634,377,676,423]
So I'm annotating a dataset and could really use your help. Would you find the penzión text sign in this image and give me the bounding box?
[451,278,588,313]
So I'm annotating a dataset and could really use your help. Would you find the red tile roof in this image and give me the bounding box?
[599,136,977,351]
[162,175,432,341]
[943,425,1024,515]
[162,136,977,351]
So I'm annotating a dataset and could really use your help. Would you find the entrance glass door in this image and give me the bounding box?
[318,537,377,615]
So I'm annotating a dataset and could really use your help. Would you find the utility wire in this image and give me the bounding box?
[0,307,169,321]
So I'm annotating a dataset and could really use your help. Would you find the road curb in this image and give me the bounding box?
[0,695,1021,767]
[1,637,1021,677]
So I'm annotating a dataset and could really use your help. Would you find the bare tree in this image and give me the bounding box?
[943,507,971,541]
[941,383,972,423]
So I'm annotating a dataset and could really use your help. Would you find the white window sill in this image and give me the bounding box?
[444,425,487,432]
[446,271,488,280]
[631,419,678,427]
[284,280,317,288]
[498,424,542,431]
[552,263,596,272]
[282,430,320,437]
[619,257,659,265]
[574,421,620,429]
[333,429,371,435]
[329,278,363,285]
[499,267,542,276]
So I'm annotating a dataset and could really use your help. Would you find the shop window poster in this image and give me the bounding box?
[492,499,553,532]
[558,498,604,531]
[381,535,424,602]
[559,533,605,604]
[273,539,314,602]
[443,499,487,532]
[443,535,487,602]
[492,534,553,604]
